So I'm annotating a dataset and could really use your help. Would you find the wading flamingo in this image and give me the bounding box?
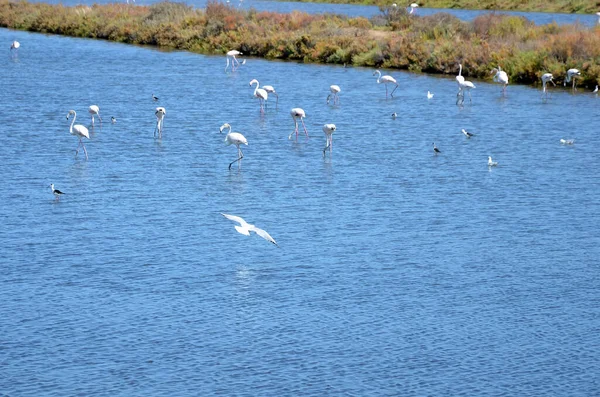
[289,108,308,139]
[408,3,418,14]
[322,124,336,156]
[220,213,278,246]
[66,110,90,160]
[249,79,268,113]
[564,68,581,90]
[225,50,242,72]
[89,105,102,126]
[327,85,341,105]
[220,123,248,169]
[154,107,166,138]
[491,66,509,93]
[541,73,555,98]
[373,70,398,97]
[262,85,278,107]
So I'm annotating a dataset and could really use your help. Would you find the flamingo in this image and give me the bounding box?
[289,108,308,139]
[322,124,336,156]
[456,64,475,104]
[433,142,441,155]
[541,73,555,98]
[49,184,65,200]
[491,66,509,93]
[456,63,465,86]
[373,70,398,97]
[593,85,598,94]
[462,129,475,138]
[262,85,278,107]
[66,110,90,160]
[88,105,102,126]
[427,91,434,99]
[327,85,341,105]
[225,50,242,72]
[564,68,581,90]
[408,3,419,14]
[488,156,498,167]
[220,213,278,246]
[220,123,248,169]
[249,79,268,113]
[154,107,166,138]
[10,40,19,51]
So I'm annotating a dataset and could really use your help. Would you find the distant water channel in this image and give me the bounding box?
[30,0,600,26]
[1,25,599,396]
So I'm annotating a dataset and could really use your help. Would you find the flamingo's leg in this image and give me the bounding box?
[391,83,398,97]
[301,118,308,137]
[229,148,244,169]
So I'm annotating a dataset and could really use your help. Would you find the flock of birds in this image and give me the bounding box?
[11,7,587,245]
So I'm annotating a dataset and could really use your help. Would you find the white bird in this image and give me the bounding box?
[488,156,498,167]
[456,64,475,104]
[462,129,475,138]
[49,184,65,200]
[327,85,341,105]
[323,123,336,156]
[152,93,159,102]
[433,142,441,154]
[391,112,397,119]
[225,50,242,72]
[154,107,166,138]
[373,70,399,97]
[111,116,116,124]
[427,91,434,99]
[289,108,308,139]
[262,85,278,107]
[249,79,268,113]
[408,3,419,14]
[10,40,20,51]
[560,138,575,145]
[564,68,581,90]
[66,110,90,160]
[88,105,102,126]
[541,73,555,97]
[220,123,248,169]
[491,66,509,93]
[220,213,278,246]
[593,85,598,94]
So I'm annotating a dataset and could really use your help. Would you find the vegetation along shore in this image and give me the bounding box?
[1,0,599,87]
[279,0,598,15]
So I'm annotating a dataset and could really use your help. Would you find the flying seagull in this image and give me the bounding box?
[221,213,278,246]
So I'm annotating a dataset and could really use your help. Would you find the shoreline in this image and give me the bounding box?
[1,1,599,87]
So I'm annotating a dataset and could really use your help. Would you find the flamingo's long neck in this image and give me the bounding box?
[458,64,463,77]
[375,71,381,83]
[69,112,76,134]
[251,80,260,96]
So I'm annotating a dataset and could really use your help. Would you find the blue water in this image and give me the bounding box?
[1,27,600,396]
[29,0,600,27]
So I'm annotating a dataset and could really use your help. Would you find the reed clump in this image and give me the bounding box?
[1,0,599,86]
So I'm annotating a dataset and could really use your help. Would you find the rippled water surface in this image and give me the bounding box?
[30,0,600,26]
[1,28,599,396]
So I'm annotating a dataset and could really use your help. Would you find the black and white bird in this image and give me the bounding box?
[49,184,65,199]
[221,213,278,246]
[152,93,159,102]
[462,129,475,138]
[433,142,441,154]
[111,116,116,124]
[391,112,397,119]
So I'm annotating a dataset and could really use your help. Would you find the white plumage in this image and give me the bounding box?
[221,213,278,246]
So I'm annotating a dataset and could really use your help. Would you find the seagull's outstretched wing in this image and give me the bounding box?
[221,213,246,226]
[250,226,278,246]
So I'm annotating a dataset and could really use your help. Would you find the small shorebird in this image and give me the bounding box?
[433,142,441,155]
[488,156,498,167]
[49,184,65,200]
[462,129,475,138]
